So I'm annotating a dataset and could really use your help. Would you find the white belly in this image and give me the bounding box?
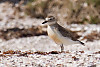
[47,25,79,45]
[47,25,62,45]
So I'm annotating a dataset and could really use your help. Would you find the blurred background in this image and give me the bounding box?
[0,0,100,66]
[0,0,100,52]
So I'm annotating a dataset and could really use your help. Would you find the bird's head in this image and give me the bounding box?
[42,16,57,25]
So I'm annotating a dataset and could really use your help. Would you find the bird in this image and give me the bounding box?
[42,16,85,52]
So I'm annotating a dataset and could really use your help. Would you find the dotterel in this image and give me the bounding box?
[42,16,84,52]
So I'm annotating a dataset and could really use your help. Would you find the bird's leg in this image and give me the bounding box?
[60,44,64,52]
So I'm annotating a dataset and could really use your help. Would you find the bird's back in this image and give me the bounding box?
[56,23,80,41]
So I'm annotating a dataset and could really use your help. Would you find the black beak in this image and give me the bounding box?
[42,21,48,24]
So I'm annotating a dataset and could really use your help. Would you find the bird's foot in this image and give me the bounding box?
[60,44,64,52]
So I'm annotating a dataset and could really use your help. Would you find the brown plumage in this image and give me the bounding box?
[52,22,84,45]
[53,23,80,41]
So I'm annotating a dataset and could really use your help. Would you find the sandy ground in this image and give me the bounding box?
[0,35,100,67]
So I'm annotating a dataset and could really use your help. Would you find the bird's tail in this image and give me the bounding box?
[78,40,85,46]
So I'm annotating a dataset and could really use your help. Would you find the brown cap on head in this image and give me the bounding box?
[47,16,55,19]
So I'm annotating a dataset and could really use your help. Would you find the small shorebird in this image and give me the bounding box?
[42,16,84,52]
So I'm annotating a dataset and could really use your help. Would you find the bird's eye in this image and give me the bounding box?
[49,19,52,20]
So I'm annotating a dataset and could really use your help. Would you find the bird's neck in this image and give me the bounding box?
[48,22,59,27]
